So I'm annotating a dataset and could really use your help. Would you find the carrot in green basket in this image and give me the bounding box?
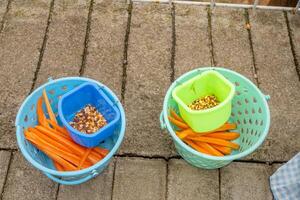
[187,136,240,150]
[168,116,189,129]
[184,139,211,155]
[205,132,240,140]
[195,142,224,156]
[210,144,232,155]
[170,109,184,123]
[213,123,237,132]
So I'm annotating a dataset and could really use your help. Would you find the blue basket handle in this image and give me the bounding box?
[44,170,99,185]
[160,111,166,130]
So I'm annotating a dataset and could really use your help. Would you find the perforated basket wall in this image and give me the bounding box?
[15,77,126,185]
[161,67,270,169]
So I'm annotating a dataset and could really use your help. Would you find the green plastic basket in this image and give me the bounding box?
[160,67,270,169]
[172,70,235,132]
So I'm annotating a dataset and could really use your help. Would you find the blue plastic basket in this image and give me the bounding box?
[160,67,270,169]
[15,77,126,185]
[58,82,120,147]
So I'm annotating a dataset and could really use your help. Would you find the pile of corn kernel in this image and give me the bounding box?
[188,95,219,110]
[70,104,107,134]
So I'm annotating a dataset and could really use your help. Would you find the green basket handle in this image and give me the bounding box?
[160,111,166,130]
[265,95,270,101]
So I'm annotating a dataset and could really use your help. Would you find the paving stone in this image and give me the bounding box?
[84,0,128,98]
[167,159,219,200]
[0,0,8,24]
[287,13,300,77]
[57,160,115,200]
[113,157,167,200]
[212,8,254,81]
[220,162,273,200]
[174,5,210,78]
[120,3,174,157]
[0,151,11,194]
[0,0,51,149]
[35,0,90,87]
[2,152,57,200]
[248,10,300,162]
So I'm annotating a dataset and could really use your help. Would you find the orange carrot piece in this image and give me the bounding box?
[79,149,92,169]
[43,89,57,124]
[35,126,100,164]
[26,133,91,168]
[184,139,212,155]
[44,125,71,140]
[170,109,184,123]
[93,148,108,157]
[37,97,49,128]
[210,144,232,155]
[195,142,224,156]
[176,128,208,139]
[27,128,73,154]
[54,162,64,171]
[205,132,240,140]
[187,136,240,150]
[168,116,189,129]
[46,119,69,135]
[36,144,77,171]
[214,123,237,132]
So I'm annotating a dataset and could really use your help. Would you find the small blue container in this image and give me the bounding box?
[58,82,120,147]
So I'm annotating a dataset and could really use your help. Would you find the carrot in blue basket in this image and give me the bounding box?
[43,89,57,124]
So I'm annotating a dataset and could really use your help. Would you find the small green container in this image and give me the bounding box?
[172,70,235,132]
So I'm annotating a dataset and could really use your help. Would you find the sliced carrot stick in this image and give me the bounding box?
[37,97,49,128]
[54,162,64,171]
[44,125,71,140]
[93,148,108,157]
[35,144,77,171]
[26,133,91,168]
[195,142,224,156]
[35,125,101,164]
[79,149,92,169]
[176,129,208,139]
[210,144,232,155]
[170,109,184,123]
[187,136,240,150]
[205,132,240,140]
[27,128,73,154]
[214,123,237,132]
[43,89,57,124]
[168,116,189,129]
[184,139,212,155]
[46,119,70,136]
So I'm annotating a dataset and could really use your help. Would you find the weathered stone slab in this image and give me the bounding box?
[120,3,174,157]
[2,152,57,200]
[220,162,273,200]
[0,0,51,149]
[248,10,300,162]
[35,0,90,87]
[113,157,167,200]
[174,5,210,78]
[84,0,128,98]
[287,12,300,78]
[0,151,11,194]
[0,0,8,24]
[212,8,254,81]
[167,159,219,200]
[57,160,115,200]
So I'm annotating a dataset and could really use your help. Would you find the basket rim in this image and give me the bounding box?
[15,77,126,177]
[163,67,270,161]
